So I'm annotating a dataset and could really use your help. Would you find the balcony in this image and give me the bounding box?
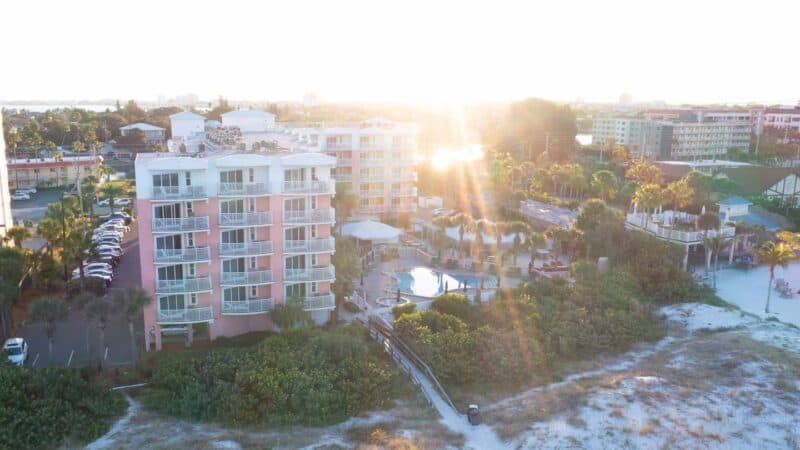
[360,189,385,198]
[152,216,210,233]
[283,180,332,195]
[219,241,274,258]
[219,212,273,227]
[333,173,352,183]
[154,246,211,264]
[157,306,214,325]
[360,158,386,166]
[283,208,335,225]
[336,158,353,166]
[152,186,207,201]
[392,204,417,213]
[284,265,336,283]
[393,172,418,182]
[220,270,274,287]
[300,293,336,311]
[392,187,418,197]
[218,182,271,197]
[358,205,386,214]
[155,276,213,294]
[284,237,335,254]
[221,298,274,315]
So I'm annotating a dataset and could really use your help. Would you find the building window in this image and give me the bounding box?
[185,172,192,186]
[249,286,258,298]
[189,293,197,305]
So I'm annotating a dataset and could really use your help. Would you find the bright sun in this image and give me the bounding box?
[431,145,484,170]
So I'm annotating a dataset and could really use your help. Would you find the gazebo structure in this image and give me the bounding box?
[341,220,402,245]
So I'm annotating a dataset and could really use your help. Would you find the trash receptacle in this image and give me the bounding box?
[467,404,481,425]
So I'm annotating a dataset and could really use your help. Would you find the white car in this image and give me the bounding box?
[17,187,37,194]
[73,268,114,279]
[114,198,132,206]
[10,192,30,201]
[3,338,28,366]
[74,263,113,275]
[97,198,110,206]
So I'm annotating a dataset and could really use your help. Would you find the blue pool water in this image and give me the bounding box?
[394,267,483,297]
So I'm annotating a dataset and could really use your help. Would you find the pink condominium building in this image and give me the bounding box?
[135,150,336,350]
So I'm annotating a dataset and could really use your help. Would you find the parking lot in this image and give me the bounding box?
[16,220,143,368]
[10,187,116,224]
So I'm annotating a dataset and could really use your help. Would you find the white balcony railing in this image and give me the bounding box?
[336,158,353,166]
[219,212,272,227]
[221,298,274,315]
[155,276,213,294]
[220,270,274,286]
[283,237,335,254]
[284,266,335,282]
[300,293,336,311]
[152,217,210,233]
[219,241,273,257]
[391,187,418,197]
[358,205,386,214]
[283,208,335,225]
[154,246,211,264]
[333,174,352,183]
[360,190,385,198]
[218,182,271,196]
[625,213,736,244]
[152,185,207,201]
[283,180,332,194]
[157,305,214,324]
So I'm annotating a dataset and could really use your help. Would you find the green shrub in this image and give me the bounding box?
[431,293,475,325]
[140,326,398,427]
[0,362,126,448]
[391,302,415,319]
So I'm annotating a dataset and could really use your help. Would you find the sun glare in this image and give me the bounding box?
[431,145,484,170]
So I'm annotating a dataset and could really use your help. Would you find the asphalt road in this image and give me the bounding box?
[16,221,143,368]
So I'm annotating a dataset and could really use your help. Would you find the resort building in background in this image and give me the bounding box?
[221,109,276,132]
[287,118,419,219]
[7,154,102,190]
[169,111,206,139]
[119,122,166,144]
[0,116,13,241]
[135,148,337,350]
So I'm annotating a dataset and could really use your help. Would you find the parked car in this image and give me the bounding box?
[17,186,37,194]
[73,267,114,279]
[3,338,28,366]
[114,198,132,206]
[75,262,113,273]
[99,212,132,225]
[10,192,30,201]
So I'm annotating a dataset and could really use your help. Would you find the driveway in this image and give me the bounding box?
[11,187,115,224]
[16,220,143,368]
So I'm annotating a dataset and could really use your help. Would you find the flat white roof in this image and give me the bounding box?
[657,160,754,167]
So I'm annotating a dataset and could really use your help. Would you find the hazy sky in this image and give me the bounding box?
[2,0,799,105]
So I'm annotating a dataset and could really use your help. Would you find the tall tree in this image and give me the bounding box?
[62,219,97,289]
[114,288,150,358]
[5,226,31,248]
[491,98,578,162]
[85,296,114,363]
[626,160,662,186]
[450,213,475,259]
[97,164,115,183]
[591,170,618,202]
[697,212,721,274]
[633,183,663,229]
[99,183,125,213]
[756,241,796,313]
[26,298,68,360]
[334,183,359,232]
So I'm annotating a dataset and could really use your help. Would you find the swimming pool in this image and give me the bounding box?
[393,266,487,297]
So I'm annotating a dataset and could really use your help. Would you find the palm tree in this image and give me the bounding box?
[37,217,61,257]
[97,164,115,183]
[5,225,31,248]
[62,219,97,289]
[756,241,796,313]
[99,183,125,213]
[703,236,728,288]
[526,231,547,265]
[85,296,114,363]
[114,288,150,358]
[507,222,531,266]
[0,280,18,341]
[633,183,663,229]
[432,215,452,250]
[697,212,721,275]
[450,213,475,259]
[591,170,618,202]
[26,298,68,360]
[664,179,693,216]
[334,183,359,233]
[473,219,492,261]
[80,175,99,216]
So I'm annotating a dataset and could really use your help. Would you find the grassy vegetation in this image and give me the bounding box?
[137,325,406,427]
[0,362,127,449]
